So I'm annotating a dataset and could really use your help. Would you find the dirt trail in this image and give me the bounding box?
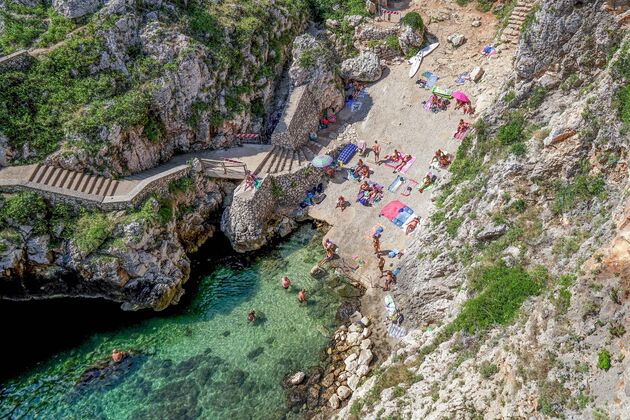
[308,1,515,352]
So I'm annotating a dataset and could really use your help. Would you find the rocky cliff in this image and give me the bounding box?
[339,1,630,418]
[0,0,308,176]
[0,165,225,310]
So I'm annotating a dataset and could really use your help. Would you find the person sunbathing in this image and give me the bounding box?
[336,196,348,212]
[385,149,403,163]
[383,270,396,291]
[394,154,412,172]
[463,103,474,115]
[406,217,420,235]
[353,159,365,175]
[438,153,452,168]
[457,119,470,133]
[244,171,257,190]
[359,181,369,194]
[359,165,370,179]
[418,172,433,193]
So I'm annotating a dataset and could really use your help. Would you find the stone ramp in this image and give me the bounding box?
[500,0,538,45]
[0,144,274,209]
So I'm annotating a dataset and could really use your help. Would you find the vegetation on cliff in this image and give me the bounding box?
[0,0,307,166]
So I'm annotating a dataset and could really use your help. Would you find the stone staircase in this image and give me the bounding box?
[27,164,120,200]
[500,0,539,46]
[254,140,327,175]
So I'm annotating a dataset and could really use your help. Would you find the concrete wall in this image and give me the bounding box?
[0,50,34,72]
[271,85,320,150]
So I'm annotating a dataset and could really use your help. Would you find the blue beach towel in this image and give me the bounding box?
[338,144,357,164]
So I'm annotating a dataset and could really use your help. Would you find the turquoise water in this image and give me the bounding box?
[0,225,356,419]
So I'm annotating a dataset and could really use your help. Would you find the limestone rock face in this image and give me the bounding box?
[0,174,224,311]
[53,0,101,18]
[335,1,630,419]
[289,33,344,113]
[398,25,423,55]
[340,52,382,82]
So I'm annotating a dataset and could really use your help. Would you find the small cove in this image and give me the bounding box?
[0,224,359,419]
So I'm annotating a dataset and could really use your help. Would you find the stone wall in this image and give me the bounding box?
[221,165,325,252]
[270,85,320,150]
[0,50,34,72]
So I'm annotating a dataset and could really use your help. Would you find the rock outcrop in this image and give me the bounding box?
[0,170,225,311]
[2,1,308,177]
[337,1,630,418]
[340,51,382,82]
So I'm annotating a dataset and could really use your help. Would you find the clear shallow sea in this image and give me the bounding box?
[0,225,354,419]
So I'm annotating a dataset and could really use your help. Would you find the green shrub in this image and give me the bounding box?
[497,114,526,146]
[385,34,400,51]
[307,0,368,22]
[168,176,194,194]
[299,48,315,68]
[0,191,47,227]
[447,263,542,334]
[445,217,463,237]
[511,142,527,156]
[609,323,626,338]
[527,86,547,109]
[478,362,498,379]
[72,211,111,254]
[552,174,606,214]
[596,349,611,371]
[400,12,424,32]
[430,210,446,225]
[37,9,76,47]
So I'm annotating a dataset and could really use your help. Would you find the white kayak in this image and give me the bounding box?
[408,42,440,78]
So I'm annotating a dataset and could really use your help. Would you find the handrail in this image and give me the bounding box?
[199,158,248,175]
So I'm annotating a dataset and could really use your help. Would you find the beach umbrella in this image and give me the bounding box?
[452,91,470,103]
[311,154,333,168]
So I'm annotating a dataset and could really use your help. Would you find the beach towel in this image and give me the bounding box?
[384,157,415,173]
[455,72,469,85]
[454,126,471,140]
[347,169,360,181]
[432,86,453,99]
[388,323,408,339]
[338,143,357,164]
[351,255,365,270]
[423,97,433,111]
[420,71,439,89]
[400,179,418,196]
[384,294,397,315]
[388,175,404,193]
[397,157,416,173]
[379,200,406,220]
[481,45,497,56]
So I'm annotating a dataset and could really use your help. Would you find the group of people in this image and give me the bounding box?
[356,180,384,206]
[372,227,402,291]
[344,79,366,102]
[425,94,450,112]
[384,149,413,172]
[432,149,452,168]
[244,170,260,191]
[247,275,307,323]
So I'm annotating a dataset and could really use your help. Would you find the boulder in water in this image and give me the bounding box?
[289,371,305,385]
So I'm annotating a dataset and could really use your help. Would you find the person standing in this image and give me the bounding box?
[372,141,381,164]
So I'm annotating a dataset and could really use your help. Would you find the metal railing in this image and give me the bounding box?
[199,158,248,178]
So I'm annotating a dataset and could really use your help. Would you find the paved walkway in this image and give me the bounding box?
[0,144,273,207]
